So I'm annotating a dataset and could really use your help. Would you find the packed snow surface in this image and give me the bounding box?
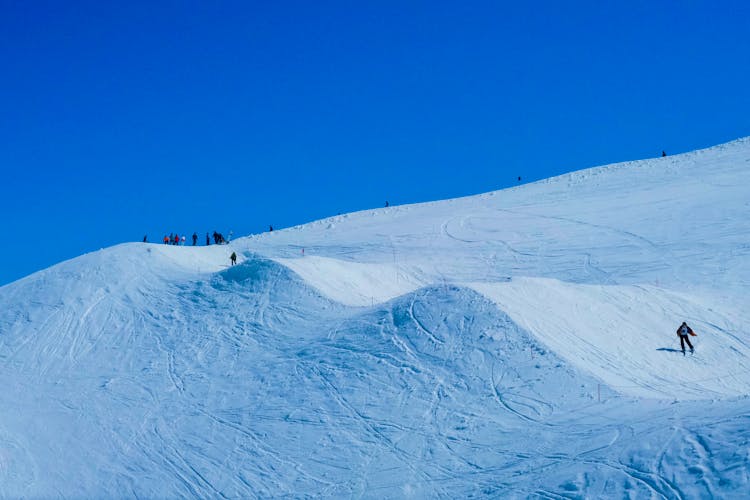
[1,138,749,497]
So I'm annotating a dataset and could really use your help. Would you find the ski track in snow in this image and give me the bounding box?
[1,138,750,496]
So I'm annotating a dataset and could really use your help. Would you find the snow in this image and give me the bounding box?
[1,137,749,496]
[275,255,425,306]
[472,277,750,399]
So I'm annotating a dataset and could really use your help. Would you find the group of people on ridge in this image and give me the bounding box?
[211,231,229,245]
[150,231,239,265]
[151,231,231,246]
[161,233,193,245]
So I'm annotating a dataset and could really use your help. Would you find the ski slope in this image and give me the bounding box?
[1,138,749,497]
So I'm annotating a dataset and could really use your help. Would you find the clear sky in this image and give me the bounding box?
[1,0,749,286]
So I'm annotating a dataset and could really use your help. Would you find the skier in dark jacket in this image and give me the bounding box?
[192,233,198,246]
[676,321,697,354]
[230,252,237,265]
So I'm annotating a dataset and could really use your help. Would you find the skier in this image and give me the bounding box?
[662,151,667,157]
[230,252,237,266]
[269,225,273,232]
[163,235,169,245]
[143,235,148,243]
[181,235,186,245]
[676,321,697,354]
[206,232,210,246]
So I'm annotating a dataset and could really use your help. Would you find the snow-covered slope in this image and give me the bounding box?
[1,138,749,497]
[239,138,750,400]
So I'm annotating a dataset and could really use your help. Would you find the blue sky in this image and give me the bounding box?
[1,0,748,285]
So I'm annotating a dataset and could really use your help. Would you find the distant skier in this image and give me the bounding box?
[163,235,169,245]
[206,232,210,246]
[230,252,237,265]
[385,201,389,207]
[143,235,147,243]
[662,151,667,157]
[676,321,697,354]
[269,225,273,232]
[192,233,197,246]
[181,235,186,245]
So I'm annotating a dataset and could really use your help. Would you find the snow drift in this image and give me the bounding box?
[1,138,749,497]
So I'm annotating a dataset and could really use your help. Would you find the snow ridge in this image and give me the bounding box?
[1,137,749,496]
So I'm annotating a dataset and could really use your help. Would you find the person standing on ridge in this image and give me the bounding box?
[676,321,697,354]
[662,150,667,157]
[192,233,198,246]
[230,252,237,266]
[206,232,210,245]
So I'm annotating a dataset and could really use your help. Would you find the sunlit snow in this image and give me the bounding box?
[1,138,749,497]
